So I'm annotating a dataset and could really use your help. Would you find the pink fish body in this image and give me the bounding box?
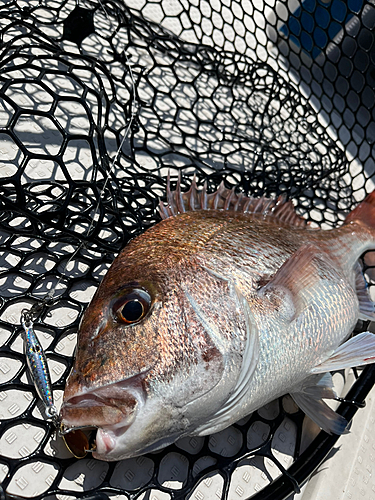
[60,179,375,461]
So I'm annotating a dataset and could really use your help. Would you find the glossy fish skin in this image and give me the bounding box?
[60,183,375,461]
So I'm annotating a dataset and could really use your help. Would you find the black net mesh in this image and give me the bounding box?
[0,0,374,499]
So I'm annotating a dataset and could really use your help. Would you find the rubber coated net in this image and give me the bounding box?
[0,0,374,499]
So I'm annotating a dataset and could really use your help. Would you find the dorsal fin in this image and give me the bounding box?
[158,173,307,228]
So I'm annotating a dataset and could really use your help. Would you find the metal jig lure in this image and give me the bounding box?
[20,306,58,423]
[20,306,92,457]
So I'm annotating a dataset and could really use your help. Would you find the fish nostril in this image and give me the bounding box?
[89,318,110,341]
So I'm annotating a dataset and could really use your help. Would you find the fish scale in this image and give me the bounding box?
[60,183,375,461]
[246,266,358,409]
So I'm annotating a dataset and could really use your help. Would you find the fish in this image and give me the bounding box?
[60,176,375,461]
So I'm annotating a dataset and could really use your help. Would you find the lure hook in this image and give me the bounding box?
[60,424,97,459]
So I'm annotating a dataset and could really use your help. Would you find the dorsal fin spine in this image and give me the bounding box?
[166,171,175,215]
[224,188,235,210]
[158,198,169,219]
[243,198,252,213]
[234,192,243,212]
[212,182,222,209]
[262,199,273,214]
[201,182,208,210]
[175,172,185,214]
[253,198,263,213]
[159,174,307,228]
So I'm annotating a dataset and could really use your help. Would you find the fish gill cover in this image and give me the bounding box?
[0,0,374,499]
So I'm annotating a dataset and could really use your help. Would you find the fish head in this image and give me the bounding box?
[60,215,250,461]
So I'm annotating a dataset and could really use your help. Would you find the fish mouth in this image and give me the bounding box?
[60,377,145,431]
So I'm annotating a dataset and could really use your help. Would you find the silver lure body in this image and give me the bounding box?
[21,315,55,418]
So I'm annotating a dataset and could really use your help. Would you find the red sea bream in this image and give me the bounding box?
[60,178,375,461]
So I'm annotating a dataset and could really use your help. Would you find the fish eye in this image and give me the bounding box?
[114,289,152,325]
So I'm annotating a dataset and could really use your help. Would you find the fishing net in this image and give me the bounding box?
[0,0,374,499]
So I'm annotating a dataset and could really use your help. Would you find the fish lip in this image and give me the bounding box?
[93,417,142,459]
[60,376,146,432]
[93,425,130,457]
[94,428,115,455]
[63,371,149,405]
[60,392,138,429]
[61,389,136,419]
[62,392,115,410]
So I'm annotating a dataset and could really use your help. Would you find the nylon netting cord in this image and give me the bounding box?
[0,0,374,499]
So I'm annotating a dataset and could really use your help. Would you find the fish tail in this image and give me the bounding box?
[339,191,375,322]
[345,191,375,229]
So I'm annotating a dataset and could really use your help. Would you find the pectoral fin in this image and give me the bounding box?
[194,286,259,436]
[290,373,348,435]
[260,243,340,317]
[311,332,375,373]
